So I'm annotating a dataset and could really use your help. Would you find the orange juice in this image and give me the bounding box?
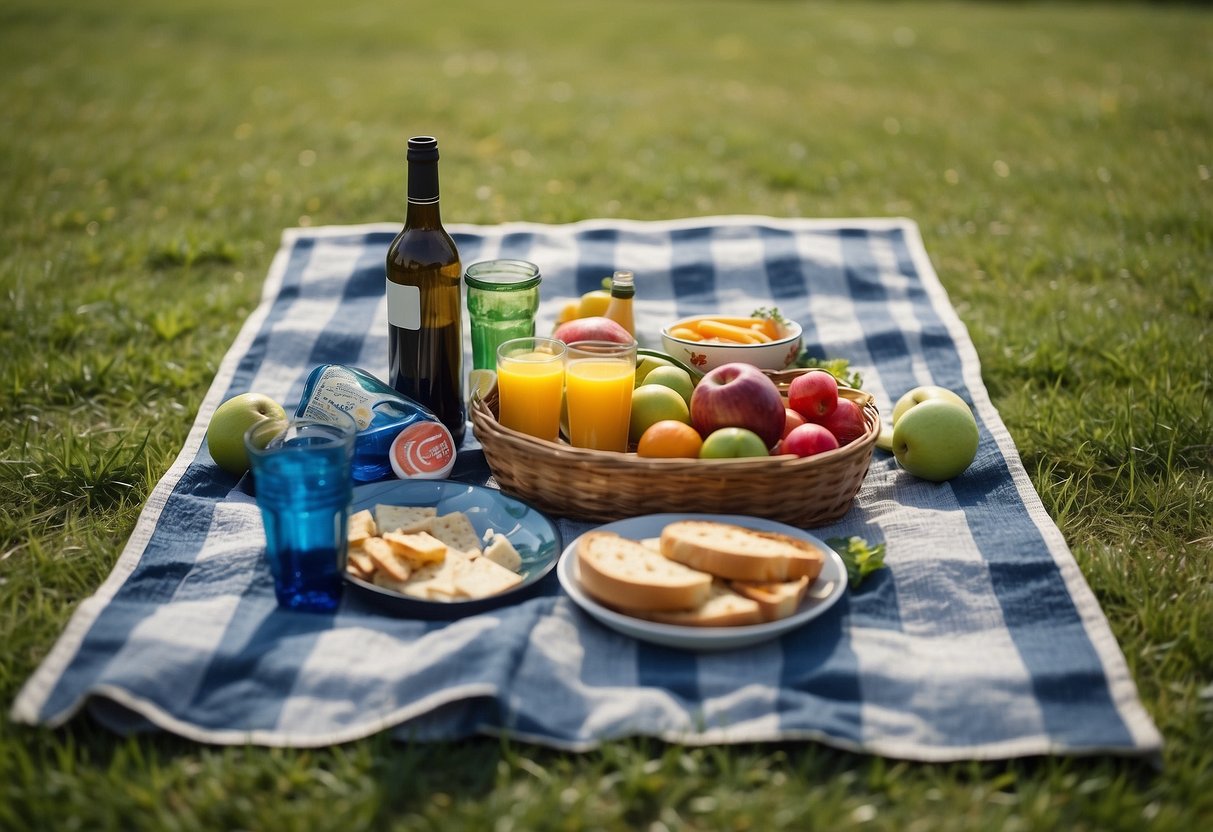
[566,359,635,451]
[497,353,565,441]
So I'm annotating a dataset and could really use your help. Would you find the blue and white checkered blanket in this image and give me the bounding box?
[12,217,1161,760]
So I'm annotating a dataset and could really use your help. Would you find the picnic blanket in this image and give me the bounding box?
[11,216,1162,761]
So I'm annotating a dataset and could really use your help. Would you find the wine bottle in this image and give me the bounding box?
[386,136,466,445]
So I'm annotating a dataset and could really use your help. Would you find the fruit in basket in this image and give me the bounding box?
[643,365,694,405]
[206,392,287,476]
[782,423,840,458]
[891,399,979,481]
[635,353,676,385]
[699,427,769,459]
[629,384,691,443]
[788,369,839,420]
[891,385,970,425]
[552,316,634,346]
[636,420,704,458]
[689,362,786,448]
[818,398,868,447]
[781,407,807,439]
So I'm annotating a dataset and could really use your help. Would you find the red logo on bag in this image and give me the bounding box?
[389,422,456,479]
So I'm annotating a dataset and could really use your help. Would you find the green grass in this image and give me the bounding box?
[2,0,1211,828]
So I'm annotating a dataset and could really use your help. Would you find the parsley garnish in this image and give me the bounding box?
[827,536,887,589]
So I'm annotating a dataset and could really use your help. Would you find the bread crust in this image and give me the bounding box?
[660,521,825,582]
[576,531,713,612]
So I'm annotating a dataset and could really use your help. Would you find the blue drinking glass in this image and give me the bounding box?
[244,413,356,612]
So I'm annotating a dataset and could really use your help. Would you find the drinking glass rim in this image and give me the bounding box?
[244,413,357,458]
[496,336,567,363]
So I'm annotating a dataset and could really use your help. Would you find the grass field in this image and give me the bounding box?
[2,0,1211,828]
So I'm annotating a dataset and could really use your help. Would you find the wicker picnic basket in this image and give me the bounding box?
[470,368,880,527]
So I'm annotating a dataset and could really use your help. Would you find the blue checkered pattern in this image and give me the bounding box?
[11,217,1161,760]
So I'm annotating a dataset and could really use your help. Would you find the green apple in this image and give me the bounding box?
[206,392,287,476]
[891,399,979,482]
[874,421,895,453]
[642,365,694,405]
[635,354,676,386]
[892,385,970,425]
[629,384,690,444]
[699,427,769,459]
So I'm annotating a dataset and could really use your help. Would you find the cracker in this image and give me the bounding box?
[347,545,376,578]
[363,536,411,582]
[374,504,437,534]
[455,556,524,597]
[429,512,483,556]
[482,533,522,573]
[399,549,472,600]
[348,509,377,544]
[383,530,447,566]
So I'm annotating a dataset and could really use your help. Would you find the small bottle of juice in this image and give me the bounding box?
[604,270,635,337]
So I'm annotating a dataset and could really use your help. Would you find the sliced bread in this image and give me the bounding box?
[660,520,825,583]
[728,576,810,622]
[576,531,713,612]
[623,581,764,627]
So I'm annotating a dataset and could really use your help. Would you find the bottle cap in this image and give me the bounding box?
[389,421,457,479]
[612,270,634,287]
[407,136,440,161]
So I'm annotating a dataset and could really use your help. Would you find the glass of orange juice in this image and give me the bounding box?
[495,337,567,442]
[565,340,636,452]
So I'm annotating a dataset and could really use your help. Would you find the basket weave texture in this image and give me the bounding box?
[470,368,879,527]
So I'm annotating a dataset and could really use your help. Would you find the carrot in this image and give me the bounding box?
[695,320,770,344]
[669,326,704,342]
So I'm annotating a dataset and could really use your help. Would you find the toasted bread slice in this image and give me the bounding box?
[624,581,764,627]
[660,520,824,583]
[728,576,810,622]
[576,531,713,612]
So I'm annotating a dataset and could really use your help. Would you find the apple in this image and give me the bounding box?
[552,316,634,346]
[635,354,675,386]
[891,399,979,481]
[206,392,287,476]
[689,362,786,448]
[892,385,970,425]
[788,370,838,421]
[818,398,868,447]
[629,384,691,444]
[699,427,769,459]
[782,423,840,458]
[781,407,807,439]
[874,422,895,453]
[643,365,695,405]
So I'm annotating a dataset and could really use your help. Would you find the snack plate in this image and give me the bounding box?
[344,480,562,620]
[557,513,847,651]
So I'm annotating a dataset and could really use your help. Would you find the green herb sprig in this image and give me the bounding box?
[827,536,887,589]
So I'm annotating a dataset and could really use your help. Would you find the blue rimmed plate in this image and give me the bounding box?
[557,513,847,651]
[344,480,562,619]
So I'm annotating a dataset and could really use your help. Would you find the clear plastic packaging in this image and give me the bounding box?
[294,364,456,482]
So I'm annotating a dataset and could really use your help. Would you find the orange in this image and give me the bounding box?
[636,420,704,458]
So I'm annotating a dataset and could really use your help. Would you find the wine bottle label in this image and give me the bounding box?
[386,281,421,330]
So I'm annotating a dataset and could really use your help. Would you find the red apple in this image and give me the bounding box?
[689,362,786,448]
[552,316,634,346]
[781,407,807,439]
[782,423,840,458]
[818,398,867,447]
[788,370,838,421]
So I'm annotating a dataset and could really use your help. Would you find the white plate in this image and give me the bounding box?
[557,513,847,651]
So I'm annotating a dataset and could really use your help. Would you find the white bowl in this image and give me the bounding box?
[660,316,803,372]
